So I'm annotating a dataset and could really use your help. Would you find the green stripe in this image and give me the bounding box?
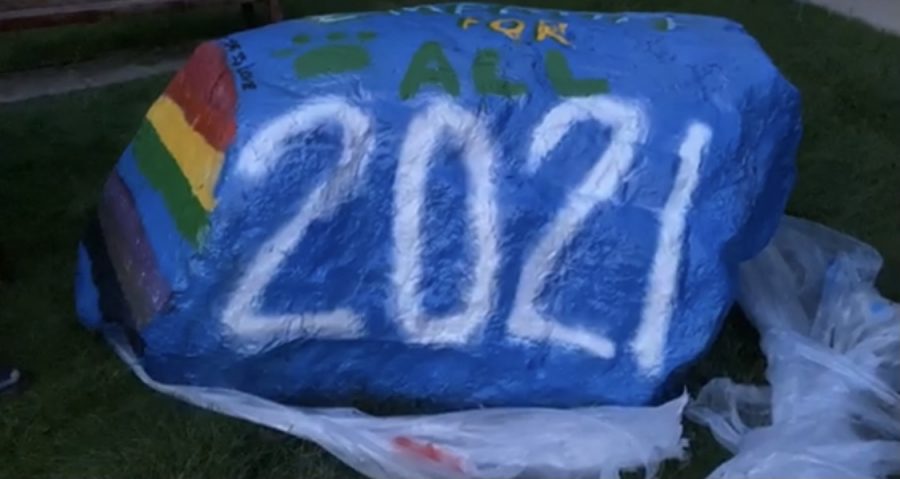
[132,120,208,247]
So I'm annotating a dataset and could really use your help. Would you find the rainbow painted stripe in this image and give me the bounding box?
[133,41,238,246]
[95,41,238,329]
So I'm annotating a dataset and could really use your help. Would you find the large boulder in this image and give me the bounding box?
[75,4,801,409]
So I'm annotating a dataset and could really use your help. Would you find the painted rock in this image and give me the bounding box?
[75,4,801,409]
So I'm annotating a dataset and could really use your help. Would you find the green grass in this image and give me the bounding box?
[0,1,898,478]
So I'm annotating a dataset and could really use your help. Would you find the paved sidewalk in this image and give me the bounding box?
[0,47,188,103]
[803,0,900,35]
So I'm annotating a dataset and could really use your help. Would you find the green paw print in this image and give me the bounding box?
[272,31,377,79]
[652,17,674,31]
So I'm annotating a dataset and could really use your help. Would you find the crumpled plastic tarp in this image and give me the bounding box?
[689,216,900,478]
[101,216,899,479]
[105,329,687,479]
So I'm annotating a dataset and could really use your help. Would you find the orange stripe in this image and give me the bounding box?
[164,41,237,151]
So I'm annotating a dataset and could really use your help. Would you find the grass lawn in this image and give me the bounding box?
[0,0,898,478]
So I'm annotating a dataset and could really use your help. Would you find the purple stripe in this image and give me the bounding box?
[98,172,172,329]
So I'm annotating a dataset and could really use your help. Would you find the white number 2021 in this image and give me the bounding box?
[221,95,711,376]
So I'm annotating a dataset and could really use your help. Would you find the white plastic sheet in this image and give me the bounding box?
[106,330,686,479]
[689,216,900,478]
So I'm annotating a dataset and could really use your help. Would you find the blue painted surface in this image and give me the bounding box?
[75,245,103,330]
[75,4,801,409]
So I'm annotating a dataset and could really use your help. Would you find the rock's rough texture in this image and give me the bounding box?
[75,4,801,409]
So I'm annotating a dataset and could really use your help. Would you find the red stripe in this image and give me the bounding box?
[164,41,237,151]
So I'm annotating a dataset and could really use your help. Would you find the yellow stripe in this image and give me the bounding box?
[146,96,223,211]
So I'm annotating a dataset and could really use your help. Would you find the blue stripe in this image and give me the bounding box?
[115,145,193,291]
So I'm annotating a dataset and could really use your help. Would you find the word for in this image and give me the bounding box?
[310,5,676,32]
[459,17,571,46]
[222,95,712,376]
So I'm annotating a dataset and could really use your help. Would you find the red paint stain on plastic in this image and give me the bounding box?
[392,436,464,473]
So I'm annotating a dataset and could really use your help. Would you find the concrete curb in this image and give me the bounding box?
[802,0,900,36]
[0,47,188,103]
